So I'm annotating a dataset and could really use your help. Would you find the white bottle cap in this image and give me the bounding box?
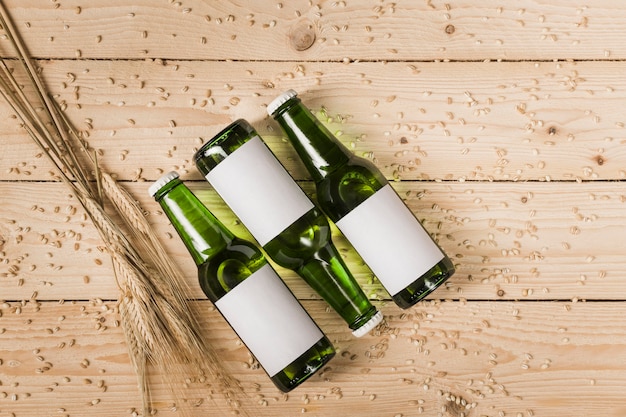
[148,171,180,197]
[267,89,298,116]
[351,310,384,338]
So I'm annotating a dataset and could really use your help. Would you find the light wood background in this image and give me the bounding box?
[2,1,626,416]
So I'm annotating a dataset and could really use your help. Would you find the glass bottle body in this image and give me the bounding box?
[194,120,382,336]
[151,172,334,392]
[269,92,455,309]
[196,237,335,392]
[317,157,455,309]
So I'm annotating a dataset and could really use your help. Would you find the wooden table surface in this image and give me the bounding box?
[2,1,626,416]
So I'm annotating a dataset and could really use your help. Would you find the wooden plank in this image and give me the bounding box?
[0,0,624,61]
[2,181,624,302]
[2,60,625,183]
[1,299,625,417]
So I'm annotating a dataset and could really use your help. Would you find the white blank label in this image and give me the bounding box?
[206,136,314,246]
[216,264,323,377]
[336,184,444,296]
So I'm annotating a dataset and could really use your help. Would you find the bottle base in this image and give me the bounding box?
[270,336,335,392]
[391,257,456,309]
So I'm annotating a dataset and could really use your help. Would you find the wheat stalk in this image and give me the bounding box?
[0,4,246,415]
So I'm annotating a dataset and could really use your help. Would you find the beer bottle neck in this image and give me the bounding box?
[273,98,351,182]
[154,179,230,266]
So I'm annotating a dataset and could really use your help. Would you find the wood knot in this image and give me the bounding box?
[445,24,456,35]
[289,19,316,51]
[594,155,605,166]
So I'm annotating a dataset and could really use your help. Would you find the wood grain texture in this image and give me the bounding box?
[1,60,625,183]
[1,300,625,417]
[1,0,625,416]
[1,181,623,302]
[0,0,624,61]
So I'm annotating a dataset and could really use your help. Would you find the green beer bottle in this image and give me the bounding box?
[149,171,335,392]
[194,119,383,337]
[267,90,455,309]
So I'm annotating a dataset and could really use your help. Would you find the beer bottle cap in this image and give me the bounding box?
[351,310,384,338]
[148,171,180,197]
[267,89,298,116]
